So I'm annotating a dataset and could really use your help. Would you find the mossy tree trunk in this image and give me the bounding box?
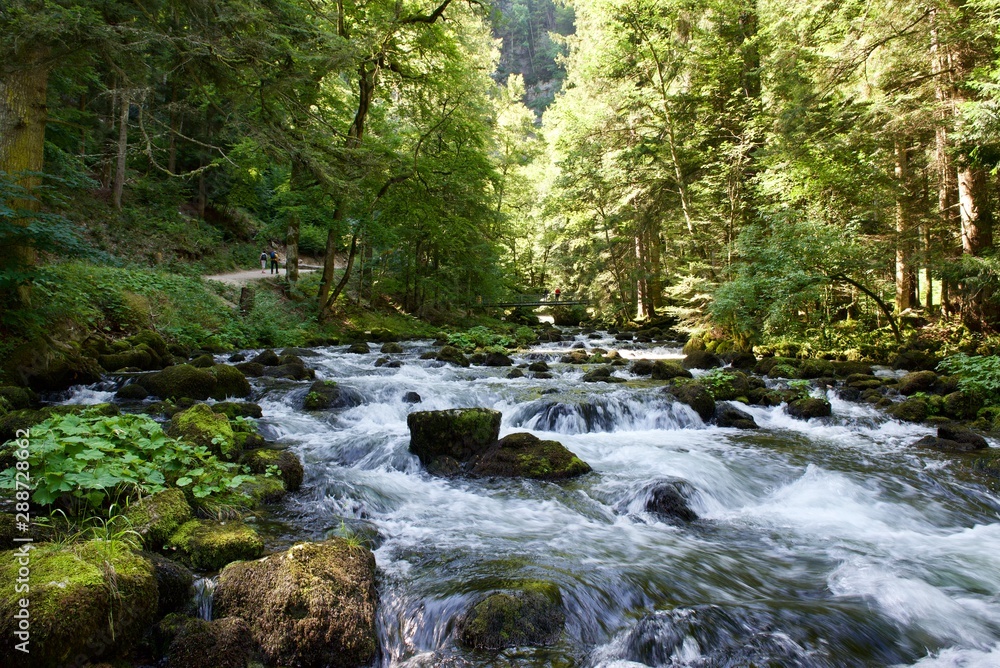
[0,46,50,307]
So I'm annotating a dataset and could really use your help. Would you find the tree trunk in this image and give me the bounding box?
[284,159,305,284]
[958,166,993,256]
[894,138,915,312]
[113,89,129,210]
[0,48,50,307]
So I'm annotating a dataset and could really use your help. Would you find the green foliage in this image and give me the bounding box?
[0,412,251,510]
[447,325,518,351]
[938,354,1000,404]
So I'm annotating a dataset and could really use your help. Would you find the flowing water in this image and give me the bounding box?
[71,331,1000,666]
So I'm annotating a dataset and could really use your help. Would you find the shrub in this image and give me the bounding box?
[0,411,252,510]
[938,354,1000,404]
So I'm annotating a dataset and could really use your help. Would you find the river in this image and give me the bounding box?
[71,330,1000,666]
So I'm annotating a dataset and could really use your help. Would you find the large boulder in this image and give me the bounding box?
[211,365,251,399]
[142,364,217,400]
[483,352,513,367]
[243,448,304,492]
[651,360,692,380]
[261,363,314,381]
[787,397,832,420]
[714,403,759,429]
[682,350,722,370]
[0,541,157,668]
[158,615,255,668]
[892,350,940,371]
[458,582,564,650]
[938,424,989,450]
[436,345,471,367]
[898,371,938,396]
[705,371,752,401]
[166,519,264,571]
[145,553,195,618]
[665,382,715,421]
[888,397,928,423]
[249,349,281,366]
[214,540,377,668]
[125,488,193,549]
[168,403,238,460]
[470,432,591,480]
[407,408,502,472]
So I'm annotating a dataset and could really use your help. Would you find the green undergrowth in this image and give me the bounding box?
[0,411,252,510]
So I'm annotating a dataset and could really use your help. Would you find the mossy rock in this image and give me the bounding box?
[303,380,341,410]
[892,350,940,371]
[753,357,799,376]
[583,366,624,383]
[898,371,938,396]
[0,386,34,412]
[212,401,263,420]
[243,448,304,492]
[380,342,405,354]
[682,336,706,355]
[715,403,758,430]
[665,381,715,421]
[234,362,265,378]
[470,432,591,480]
[507,369,525,379]
[12,346,104,392]
[767,363,800,379]
[214,539,377,668]
[168,403,238,460]
[798,359,836,379]
[787,397,832,419]
[645,478,699,521]
[125,488,193,549]
[630,359,655,376]
[458,582,565,650]
[210,365,251,399]
[888,397,928,423]
[0,512,51,550]
[158,614,255,668]
[651,360,692,381]
[142,364,218,401]
[407,408,502,472]
[249,349,281,366]
[682,350,722,370]
[166,520,264,571]
[941,391,983,420]
[261,363,314,381]
[128,330,169,358]
[0,540,157,668]
[832,361,874,377]
[348,342,371,354]
[143,552,195,618]
[704,371,751,401]
[436,345,471,367]
[238,475,287,507]
[234,432,266,452]
[190,354,216,368]
[115,382,149,400]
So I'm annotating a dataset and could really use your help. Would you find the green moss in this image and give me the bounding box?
[888,397,929,423]
[166,519,264,571]
[143,364,218,400]
[471,432,591,480]
[458,581,564,650]
[0,540,157,667]
[0,386,34,411]
[650,361,692,380]
[242,448,304,492]
[168,403,238,460]
[210,364,251,400]
[237,475,287,507]
[124,488,193,549]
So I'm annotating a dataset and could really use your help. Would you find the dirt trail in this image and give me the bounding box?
[203,265,319,286]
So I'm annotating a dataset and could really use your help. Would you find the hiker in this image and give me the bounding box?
[269,250,279,274]
[554,288,561,301]
[260,250,268,273]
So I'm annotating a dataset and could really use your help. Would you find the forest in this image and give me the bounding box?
[2,0,1000,354]
[4,1,1000,667]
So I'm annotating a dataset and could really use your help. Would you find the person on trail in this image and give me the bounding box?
[269,250,279,274]
[554,288,561,301]
[260,250,268,273]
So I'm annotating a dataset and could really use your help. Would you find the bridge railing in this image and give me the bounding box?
[479,294,589,307]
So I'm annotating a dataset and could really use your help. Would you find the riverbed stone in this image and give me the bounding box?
[484,352,514,366]
[715,403,759,429]
[403,391,421,403]
[115,382,149,400]
[938,424,989,450]
[125,488,193,549]
[754,357,799,377]
[683,350,721,370]
[645,478,699,522]
[898,371,938,396]
[888,397,928,423]
[630,359,655,375]
[798,359,836,379]
[214,539,378,668]
[0,540,157,668]
[583,366,624,383]
[168,403,238,460]
[893,350,940,371]
[303,380,342,410]
[213,401,263,420]
[651,360,692,380]
[158,615,255,668]
[166,519,264,571]
[787,397,832,419]
[458,582,565,650]
[941,391,983,420]
[507,368,525,379]
[249,349,281,366]
[348,342,371,354]
[437,345,471,367]
[665,381,716,421]
[380,342,404,354]
[261,362,314,381]
[470,432,591,480]
[408,408,502,472]
[211,364,252,399]
[243,448,304,492]
[142,363,218,400]
[234,362,265,377]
